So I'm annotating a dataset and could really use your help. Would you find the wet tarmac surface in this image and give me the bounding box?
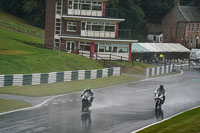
[0,68,200,133]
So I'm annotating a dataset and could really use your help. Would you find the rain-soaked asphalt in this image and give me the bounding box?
[0,68,200,133]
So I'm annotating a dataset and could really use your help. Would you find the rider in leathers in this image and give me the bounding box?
[155,85,166,104]
[81,87,94,106]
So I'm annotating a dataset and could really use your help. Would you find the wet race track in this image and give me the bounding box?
[0,68,200,133]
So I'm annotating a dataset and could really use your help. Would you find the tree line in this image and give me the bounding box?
[0,0,199,30]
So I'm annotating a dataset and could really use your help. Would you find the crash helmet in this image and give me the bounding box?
[160,85,164,90]
[87,87,91,91]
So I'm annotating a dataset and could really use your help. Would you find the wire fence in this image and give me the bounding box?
[0,18,44,39]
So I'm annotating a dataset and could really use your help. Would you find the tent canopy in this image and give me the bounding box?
[132,43,190,53]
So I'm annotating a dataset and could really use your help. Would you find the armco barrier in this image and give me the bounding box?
[146,64,174,78]
[0,67,121,88]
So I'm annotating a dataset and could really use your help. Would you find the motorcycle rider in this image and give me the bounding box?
[155,85,166,104]
[81,87,94,105]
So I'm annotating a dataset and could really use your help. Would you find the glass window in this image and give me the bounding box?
[67,22,77,32]
[82,22,86,30]
[192,24,194,32]
[87,23,92,31]
[188,24,191,32]
[74,3,78,9]
[92,5,102,11]
[69,1,73,9]
[92,25,100,31]
[81,3,91,10]
[105,26,115,32]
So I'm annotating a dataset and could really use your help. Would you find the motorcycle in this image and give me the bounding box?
[82,92,94,112]
[154,93,164,110]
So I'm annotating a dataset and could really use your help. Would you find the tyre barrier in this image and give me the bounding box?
[0,67,121,87]
[146,64,174,78]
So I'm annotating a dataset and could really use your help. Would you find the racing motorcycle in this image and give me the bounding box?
[82,92,94,112]
[154,93,164,110]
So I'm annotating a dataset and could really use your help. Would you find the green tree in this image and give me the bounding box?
[141,0,174,24]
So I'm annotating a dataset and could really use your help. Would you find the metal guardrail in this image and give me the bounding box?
[0,18,44,39]
[0,67,121,87]
[79,51,134,67]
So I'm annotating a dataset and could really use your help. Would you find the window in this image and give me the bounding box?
[69,1,73,9]
[66,41,75,51]
[99,44,105,52]
[55,19,61,35]
[105,23,115,32]
[74,0,79,9]
[56,0,62,14]
[92,25,100,31]
[54,39,60,50]
[80,42,90,51]
[67,22,77,32]
[82,22,86,30]
[192,24,194,32]
[197,24,199,33]
[92,2,102,11]
[188,24,191,32]
[105,26,115,32]
[81,3,91,10]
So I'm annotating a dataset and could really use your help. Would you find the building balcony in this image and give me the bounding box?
[81,30,116,38]
[60,29,135,40]
[66,8,119,18]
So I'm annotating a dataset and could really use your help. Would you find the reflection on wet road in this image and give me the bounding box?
[0,70,200,133]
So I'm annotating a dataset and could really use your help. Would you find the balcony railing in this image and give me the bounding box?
[66,8,119,18]
[118,29,133,40]
[81,30,115,38]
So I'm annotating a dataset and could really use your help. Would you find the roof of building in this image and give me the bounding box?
[132,43,190,53]
[61,15,125,23]
[179,6,200,22]
[60,35,138,44]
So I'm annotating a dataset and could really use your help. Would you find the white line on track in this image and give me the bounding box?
[0,70,184,116]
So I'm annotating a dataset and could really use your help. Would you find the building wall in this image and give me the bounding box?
[185,23,200,48]
[61,19,81,35]
[45,0,57,49]
[62,0,68,15]
[162,0,186,44]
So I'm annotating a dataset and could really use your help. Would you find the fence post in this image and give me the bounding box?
[121,56,122,62]
[110,54,111,61]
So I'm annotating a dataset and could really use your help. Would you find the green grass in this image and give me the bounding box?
[0,74,142,97]
[138,107,200,133]
[0,9,44,35]
[0,98,31,113]
[0,28,103,74]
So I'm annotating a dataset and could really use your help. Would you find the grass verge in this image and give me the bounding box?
[0,98,31,113]
[0,74,143,97]
[138,107,200,133]
[0,28,103,74]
